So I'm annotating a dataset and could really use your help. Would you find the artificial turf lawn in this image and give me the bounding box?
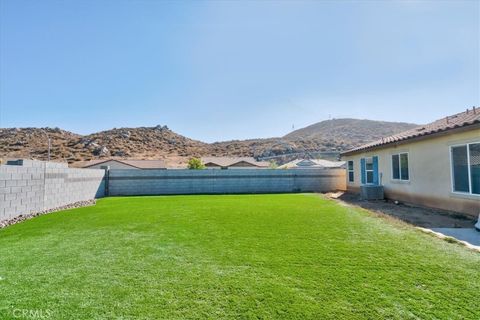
[0,195,479,319]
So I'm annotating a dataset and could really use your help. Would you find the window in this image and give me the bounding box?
[451,142,480,195]
[470,143,480,194]
[348,160,354,182]
[392,153,409,181]
[361,156,379,185]
[365,157,374,184]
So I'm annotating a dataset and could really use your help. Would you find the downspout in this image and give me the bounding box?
[104,166,110,197]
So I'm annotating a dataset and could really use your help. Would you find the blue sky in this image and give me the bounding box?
[0,0,478,142]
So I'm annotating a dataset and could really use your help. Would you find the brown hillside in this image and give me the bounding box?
[0,119,418,165]
[284,118,418,143]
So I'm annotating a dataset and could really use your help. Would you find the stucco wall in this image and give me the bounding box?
[0,160,105,222]
[343,128,480,216]
[108,168,346,196]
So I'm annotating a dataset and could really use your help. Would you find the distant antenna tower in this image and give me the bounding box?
[292,124,295,131]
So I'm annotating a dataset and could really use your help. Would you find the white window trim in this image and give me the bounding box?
[391,152,410,182]
[364,157,374,184]
[449,141,480,196]
[348,160,354,183]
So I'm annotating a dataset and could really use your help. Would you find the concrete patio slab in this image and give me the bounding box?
[432,228,480,247]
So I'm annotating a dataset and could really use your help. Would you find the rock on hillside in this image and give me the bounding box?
[0,126,210,163]
[0,127,81,162]
[74,126,209,161]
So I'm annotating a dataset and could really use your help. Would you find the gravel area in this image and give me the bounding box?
[0,199,96,229]
[325,192,476,228]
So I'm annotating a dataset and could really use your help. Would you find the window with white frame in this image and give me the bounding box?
[391,153,409,181]
[365,157,374,184]
[451,142,480,195]
[348,160,354,182]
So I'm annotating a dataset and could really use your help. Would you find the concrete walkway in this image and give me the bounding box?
[432,228,480,246]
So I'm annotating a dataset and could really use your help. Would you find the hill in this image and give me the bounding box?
[211,119,418,159]
[0,127,82,161]
[0,119,418,166]
[0,126,209,165]
[284,118,418,144]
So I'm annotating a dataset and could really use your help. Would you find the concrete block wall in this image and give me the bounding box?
[108,168,346,196]
[43,168,106,209]
[0,160,105,222]
[0,161,45,221]
[1,161,345,222]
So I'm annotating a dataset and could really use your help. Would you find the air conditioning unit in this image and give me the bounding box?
[360,185,384,200]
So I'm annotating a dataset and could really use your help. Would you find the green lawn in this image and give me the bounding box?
[0,194,479,319]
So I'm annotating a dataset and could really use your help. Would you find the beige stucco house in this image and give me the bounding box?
[341,108,479,217]
[201,157,270,169]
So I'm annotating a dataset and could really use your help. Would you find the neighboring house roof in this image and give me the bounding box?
[341,108,480,156]
[81,159,166,169]
[278,159,346,169]
[201,157,270,168]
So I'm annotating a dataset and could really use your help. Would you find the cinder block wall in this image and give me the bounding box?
[108,168,346,196]
[1,161,345,223]
[0,160,105,222]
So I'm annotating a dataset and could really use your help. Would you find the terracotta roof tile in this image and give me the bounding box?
[80,159,166,169]
[120,160,166,169]
[341,108,480,156]
[201,157,269,167]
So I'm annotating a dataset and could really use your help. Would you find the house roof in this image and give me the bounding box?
[341,108,480,156]
[201,157,270,167]
[81,159,166,169]
[278,159,346,169]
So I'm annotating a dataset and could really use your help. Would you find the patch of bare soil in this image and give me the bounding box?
[325,192,476,228]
